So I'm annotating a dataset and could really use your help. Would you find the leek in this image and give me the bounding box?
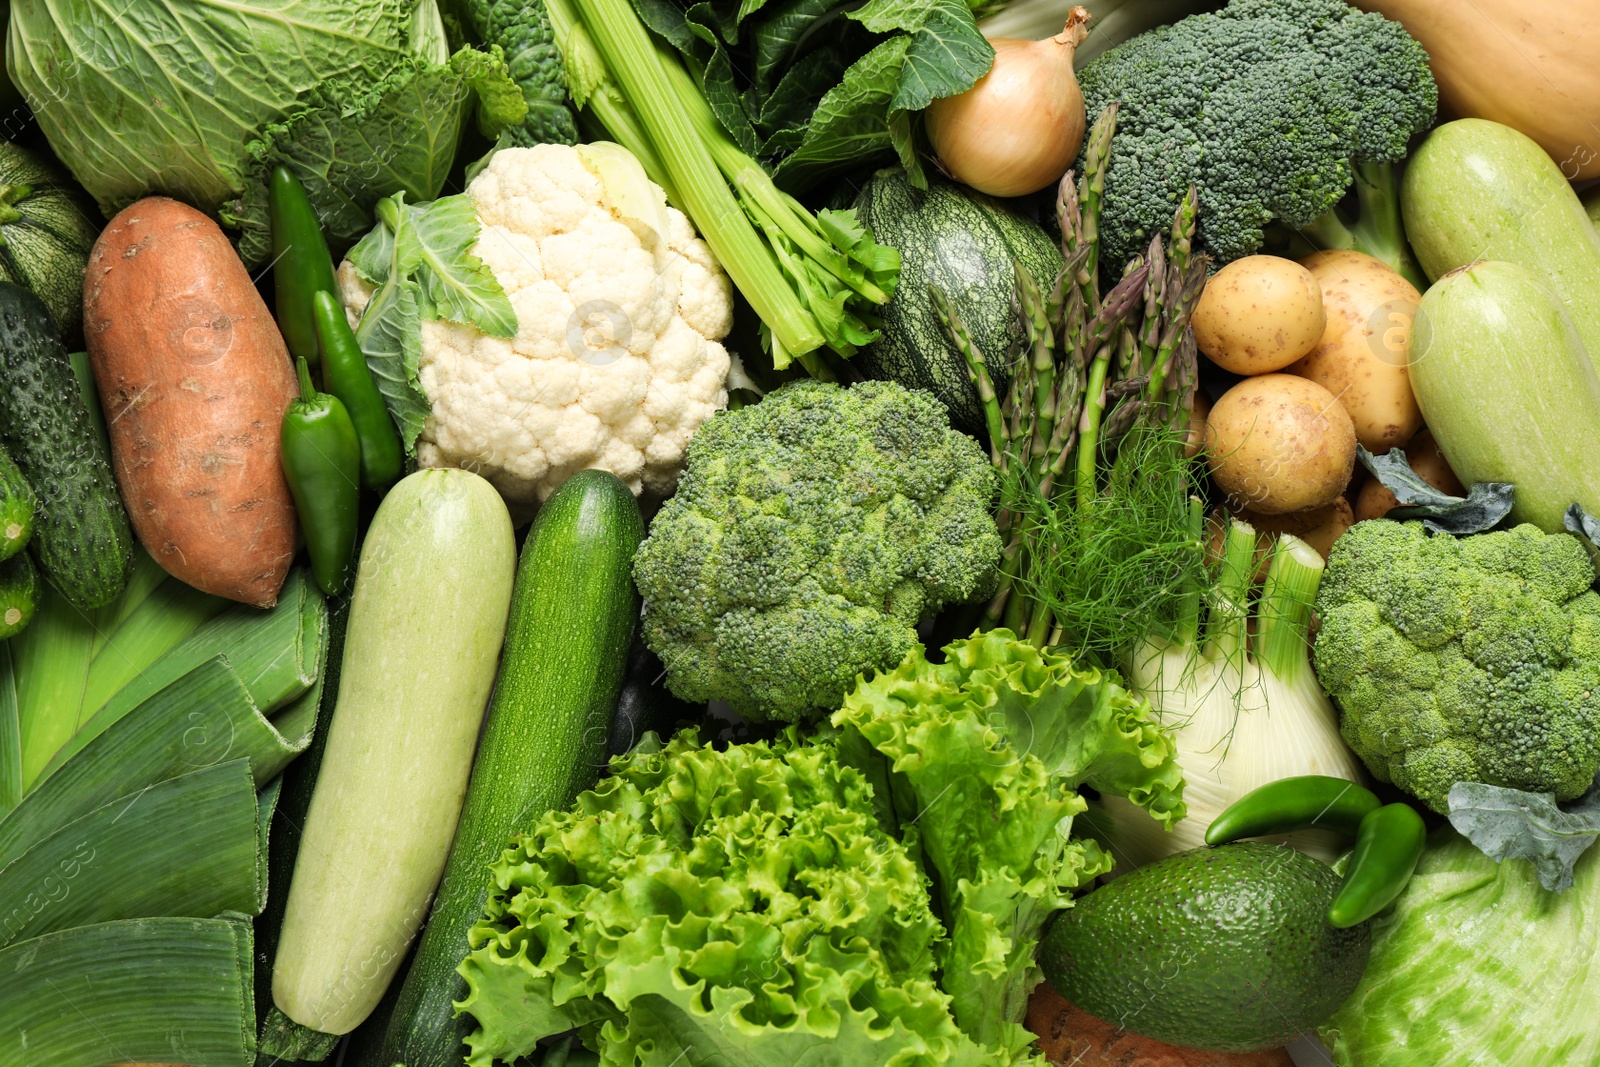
[0,760,260,948]
[1090,518,1367,867]
[0,645,16,816]
[0,916,256,1067]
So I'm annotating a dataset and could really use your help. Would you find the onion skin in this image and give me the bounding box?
[926,7,1091,198]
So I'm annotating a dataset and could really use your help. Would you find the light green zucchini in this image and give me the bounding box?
[1402,119,1600,363]
[1410,260,1600,531]
[270,468,515,1039]
[380,469,644,1067]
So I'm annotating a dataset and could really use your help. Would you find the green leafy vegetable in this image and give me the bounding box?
[10,0,524,266]
[457,630,1183,1067]
[345,191,516,453]
[1358,444,1514,536]
[1447,776,1600,892]
[637,0,992,192]
[834,630,1183,1060]
[1321,828,1600,1065]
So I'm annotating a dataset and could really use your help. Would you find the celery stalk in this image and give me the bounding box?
[561,0,826,364]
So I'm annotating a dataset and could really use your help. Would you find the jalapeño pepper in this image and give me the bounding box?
[1206,776,1382,845]
[282,358,361,596]
[1328,802,1427,928]
[313,290,403,489]
[270,166,341,367]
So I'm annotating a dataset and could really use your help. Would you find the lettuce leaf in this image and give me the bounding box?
[1320,827,1600,1066]
[833,630,1183,1061]
[457,729,994,1067]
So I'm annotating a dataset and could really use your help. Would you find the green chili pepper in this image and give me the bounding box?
[313,290,403,489]
[282,357,361,596]
[270,166,341,367]
[1205,776,1382,845]
[1328,802,1427,929]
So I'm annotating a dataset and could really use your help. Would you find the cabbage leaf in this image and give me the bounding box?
[8,0,523,265]
[1320,827,1600,1066]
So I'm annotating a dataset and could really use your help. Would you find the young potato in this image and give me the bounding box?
[1184,388,1212,458]
[85,197,299,608]
[1192,255,1325,374]
[1354,428,1466,521]
[1287,250,1423,452]
[1205,374,1357,515]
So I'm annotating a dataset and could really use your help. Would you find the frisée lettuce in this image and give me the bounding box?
[455,630,1184,1066]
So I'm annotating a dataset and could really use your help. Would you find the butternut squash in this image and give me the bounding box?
[1353,0,1600,179]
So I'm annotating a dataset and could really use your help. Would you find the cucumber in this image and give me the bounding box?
[380,469,644,1067]
[1410,260,1600,532]
[269,468,516,1040]
[1402,119,1600,363]
[0,282,132,608]
[0,552,38,638]
[0,445,34,562]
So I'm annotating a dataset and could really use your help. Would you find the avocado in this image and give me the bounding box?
[1039,842,1370,1052]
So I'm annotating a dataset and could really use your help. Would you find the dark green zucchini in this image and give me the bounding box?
[0,283,132,609]
[381,470,643,1067]
[0,445,33,562]
[853,171,1063,437]
[0,552,38,639]
[608,635,700,758]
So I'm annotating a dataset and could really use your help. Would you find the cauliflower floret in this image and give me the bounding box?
[338,143,735,512]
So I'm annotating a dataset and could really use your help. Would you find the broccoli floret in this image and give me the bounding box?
[1314,520,1600,812]
[634,380,1002,722]
[1077,0,1436,280]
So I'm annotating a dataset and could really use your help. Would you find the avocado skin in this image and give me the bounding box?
[1040,842,1371,1052]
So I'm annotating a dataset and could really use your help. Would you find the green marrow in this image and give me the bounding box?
[269,469,516,1041]
[381,469,644,1067]
[1403,119,1600,363]
[853,171,1062,437]
[1410,260,1600,532]
[0,282,132,609]
[0,444,33,561]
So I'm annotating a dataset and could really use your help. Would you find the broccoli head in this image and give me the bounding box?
[634,380,1002,722]
[1077,0,1437,271]
[1314,520,1600,813]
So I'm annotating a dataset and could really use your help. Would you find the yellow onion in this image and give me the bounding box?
[926,7,1091,198]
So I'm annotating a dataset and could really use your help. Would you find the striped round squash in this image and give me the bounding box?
[0,143,99,339]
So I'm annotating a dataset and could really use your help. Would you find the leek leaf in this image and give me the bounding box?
[0,645,17,816]
[12,582,95,789]
[0,916,255,1067]
[0,760,260,949]
[39,570,323,778]
[0,655,311,869]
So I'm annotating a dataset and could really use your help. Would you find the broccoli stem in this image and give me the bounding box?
[1253,534,1324,683]
[1300,160,1428,292]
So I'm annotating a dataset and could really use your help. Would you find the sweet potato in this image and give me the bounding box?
[84,197,298,607]
[1027,986,1295,1067]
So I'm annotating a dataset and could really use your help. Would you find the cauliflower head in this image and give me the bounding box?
[633,380,1003,723]
[338,143,734,510]
[1314,519,1600,812]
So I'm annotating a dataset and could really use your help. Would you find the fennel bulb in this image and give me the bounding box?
[1093,517,1365,869]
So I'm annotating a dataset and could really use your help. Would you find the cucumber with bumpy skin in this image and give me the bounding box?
[0,445,33,562]
[0,553,38,638]
[380,469,643,1067]
[0,283,131,608]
